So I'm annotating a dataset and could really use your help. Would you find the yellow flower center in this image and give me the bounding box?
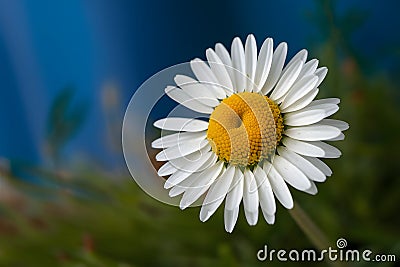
[207,92,283,166]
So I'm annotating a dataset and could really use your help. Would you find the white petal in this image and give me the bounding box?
[200,165,235,222]
[298,59,319,79]
[190,59,218,84]
[174,75,220,107]
[169,150,213,173]
[284,125,341,141]
[155,140,209,161]
[301,103,339,119]
[318,104,340,118]
[231,37,246,93]
[270,59,304,101]
[304,180,318,195]
[277,146,326,182]
[157,162,178,177]
[283,137,341,158]
[165,152,217,189]
[280,75,318,109]
[263,162,293,209]
[243,168,259,225]
[152,131,206,149]
[169,170,200,197]
[273,94,286,106]
[290,98,339,113]
[224,207,239,233]
[284,109,327,126]
[303,156,332,176]
[309,98,340,106]
[223,167,243,233]
[165,86,214,114]
[154,117,209,132]
[282,137,325,157]
[262,42,287,95]
[282,49,308,73]
[206,49,234,95]
[272,155,311,191]
[262,213,275,225]
[280,88,319,113]
[190,59,226,99]
[165,171,193,190]
[319,119,349,131]
[253,38,273,92]
[215,43,235,89]
[253,166,276,215]
[225,167,244,210]
[315,67,328,87]
[215,43,232,65]
[245,34,257,91]
[314,142,342,158]
[179,161,224,209]
[328,132,345,141]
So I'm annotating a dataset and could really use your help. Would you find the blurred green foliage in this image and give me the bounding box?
[0,1,399,266]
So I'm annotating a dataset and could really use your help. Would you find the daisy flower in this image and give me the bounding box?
[152,34,348,232]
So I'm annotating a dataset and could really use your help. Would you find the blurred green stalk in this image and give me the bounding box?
[289,201,346,267]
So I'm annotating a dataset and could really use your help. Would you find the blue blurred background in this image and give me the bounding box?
[0,0,399,266]
[1,0,398,168]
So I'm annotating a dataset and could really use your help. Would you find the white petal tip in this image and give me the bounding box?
[284,201,294,209]
[307,188,318,195]
[225,228,234,233]
[157,173,165,178]
[267,217,275,225]
[233,36,241,42]
[191,58,201,63]
[245,211,258,226]
[286,204,294,210]
[224,208,239,233]
[164,181,173,189]
[168,190,180,198]
[266,217,275,225]
[155,153,166,162]
[225,224,235,233]
[151,142,158,149]
[199,210,212,222]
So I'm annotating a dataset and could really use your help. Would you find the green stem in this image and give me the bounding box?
[288,201,346,267]
[288,201,329,250]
